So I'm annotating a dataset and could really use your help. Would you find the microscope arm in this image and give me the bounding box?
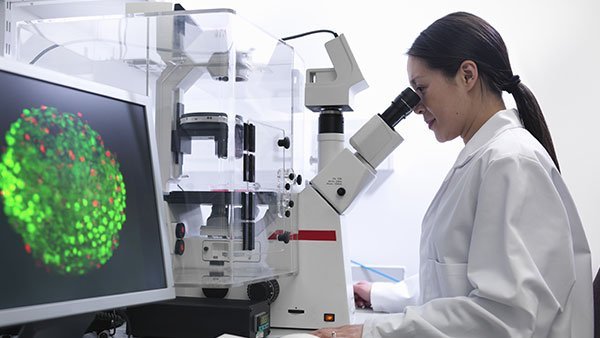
[310,88,420,214]
[309,114,401,214]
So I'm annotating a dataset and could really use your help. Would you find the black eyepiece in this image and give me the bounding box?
[379,87,421,128]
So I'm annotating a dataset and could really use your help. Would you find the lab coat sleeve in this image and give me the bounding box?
[363,155,579,338]
[370,274,420,313]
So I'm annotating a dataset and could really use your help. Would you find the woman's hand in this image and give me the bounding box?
[312,324,363,338]
[353,281,372,309]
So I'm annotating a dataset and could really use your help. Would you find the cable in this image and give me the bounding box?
[351,260,401,283]
[281,29,338,42]
[29,29,339,64]
[29,43,60,64]
[28,39,177,65]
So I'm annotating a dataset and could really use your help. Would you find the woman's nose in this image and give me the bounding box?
[413,102,425,115]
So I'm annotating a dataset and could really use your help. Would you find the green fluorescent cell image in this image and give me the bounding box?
[0,106,126,275]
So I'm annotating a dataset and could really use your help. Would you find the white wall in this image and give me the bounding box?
[180,0,600,276]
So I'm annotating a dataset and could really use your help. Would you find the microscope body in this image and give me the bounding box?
[270,117,406,329]
[270,34,417,329]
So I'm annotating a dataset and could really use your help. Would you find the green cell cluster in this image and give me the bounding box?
[0,106,127,275]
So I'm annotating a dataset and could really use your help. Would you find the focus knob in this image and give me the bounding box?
[247,280,280,304]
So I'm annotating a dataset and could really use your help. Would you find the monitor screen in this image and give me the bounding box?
[0,59,174,329]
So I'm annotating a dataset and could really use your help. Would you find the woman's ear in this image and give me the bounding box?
[458,60,478,91]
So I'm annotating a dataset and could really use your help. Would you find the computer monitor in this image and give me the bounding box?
[0,58,174,335]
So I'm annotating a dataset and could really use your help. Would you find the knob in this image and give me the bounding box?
[174,239,185,255]
[247,280,280,304]
[175,222,186,239]
[296,175,303,185]
[288,200,294,208]
[285,210,291,217]
[277,137,290,149]
[288,173,295,180]
[277,231,291,244]
[285,183,291,190]
[337,187,346,196]
[202,288,229,299]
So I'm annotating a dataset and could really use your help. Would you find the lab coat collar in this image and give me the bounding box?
[453,108,523,169]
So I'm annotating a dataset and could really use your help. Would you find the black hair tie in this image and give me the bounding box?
[502,75,521,94]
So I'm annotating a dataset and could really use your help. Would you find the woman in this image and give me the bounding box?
[313,11,593,338]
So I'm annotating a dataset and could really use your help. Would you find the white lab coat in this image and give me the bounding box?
[363,109,593,338]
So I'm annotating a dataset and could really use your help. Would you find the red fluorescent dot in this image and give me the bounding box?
[109,197,114,204]
[115,186,121,192]
[24,243,32,254]
[90,168,97,176]
[77,112,83,118]
[110,159,116,165]
[41,105,47,110]
[0,190,3,196]
[44,127,49,134]
[24,134,31,141]
[39,144,46,153]
[96,264,101,269]
[92,200,99,207]
[68,150,75,161]
[79,156,85,162]
[105,150,111,157]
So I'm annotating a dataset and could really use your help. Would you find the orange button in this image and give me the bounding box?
[324,313,335,322]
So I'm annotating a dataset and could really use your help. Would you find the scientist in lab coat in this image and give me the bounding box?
[312,11,593,338]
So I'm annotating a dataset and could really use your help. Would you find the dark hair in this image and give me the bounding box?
[407,12,560,171]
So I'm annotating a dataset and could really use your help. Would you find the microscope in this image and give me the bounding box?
[126,8,419,336]
[269,34,420,329]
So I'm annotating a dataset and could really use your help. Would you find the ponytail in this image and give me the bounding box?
[507,81,561,172]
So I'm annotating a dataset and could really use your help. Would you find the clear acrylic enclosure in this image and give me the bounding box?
[14,8,302,288]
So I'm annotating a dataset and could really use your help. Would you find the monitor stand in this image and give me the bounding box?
[17,312,96,338]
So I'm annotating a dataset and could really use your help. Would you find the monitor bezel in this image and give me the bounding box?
[0,57,175,327]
